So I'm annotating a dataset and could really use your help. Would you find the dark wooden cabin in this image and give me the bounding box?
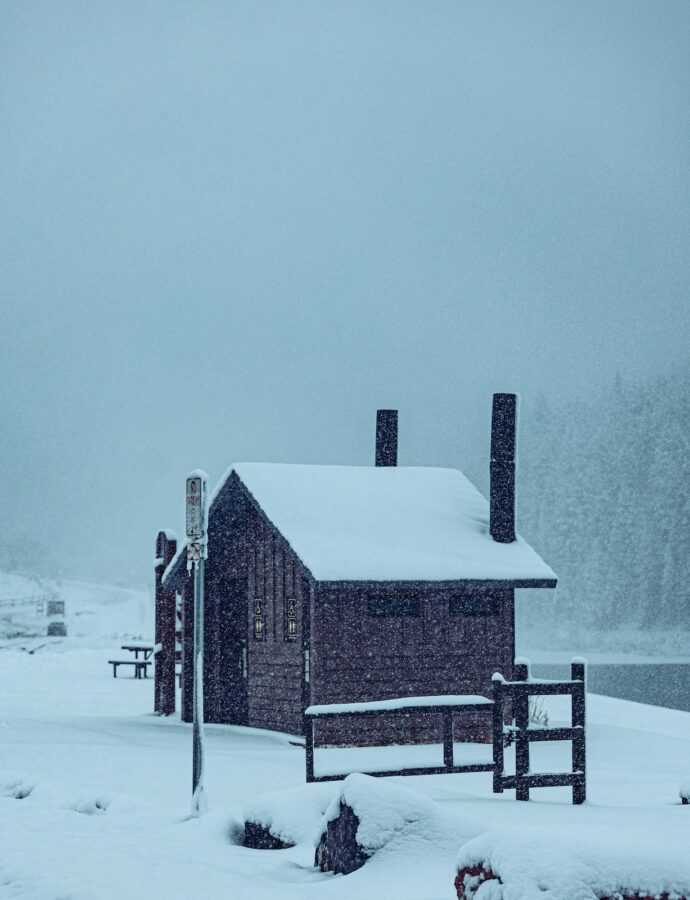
[158,395,557,744]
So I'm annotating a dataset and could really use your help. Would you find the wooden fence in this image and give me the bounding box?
[304,658,587,805]
[492,659,586,804]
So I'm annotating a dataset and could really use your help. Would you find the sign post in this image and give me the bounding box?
[186,470,209,817]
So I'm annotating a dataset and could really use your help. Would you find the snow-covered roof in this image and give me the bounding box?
[213,463,556,585]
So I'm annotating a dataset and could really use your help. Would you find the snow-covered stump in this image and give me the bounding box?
[314,773,467,876]
[454,865,498,899]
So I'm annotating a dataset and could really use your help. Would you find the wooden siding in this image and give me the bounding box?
[180,476,307,736]
[311,586,515,745]
[245,510,305,736]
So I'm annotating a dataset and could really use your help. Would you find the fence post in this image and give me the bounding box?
[443,708,454,771]
[571,658,587,804]
[513,658,530,801]
[492,674,505,793]
[305,716,315,783]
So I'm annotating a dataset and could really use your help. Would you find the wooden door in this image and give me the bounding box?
[217,576,248,725]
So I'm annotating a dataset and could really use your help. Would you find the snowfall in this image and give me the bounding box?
[1,574,690,900]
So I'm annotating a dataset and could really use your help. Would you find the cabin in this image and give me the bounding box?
[154,395,557,744]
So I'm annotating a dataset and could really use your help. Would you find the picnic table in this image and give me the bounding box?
[120,643,154,660]
[107,642,154,678]
[108,659,151,679]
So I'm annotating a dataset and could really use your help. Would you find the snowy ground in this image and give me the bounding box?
[1,574,689,899]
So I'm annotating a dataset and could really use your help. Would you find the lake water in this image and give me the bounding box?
[531,663,690,713]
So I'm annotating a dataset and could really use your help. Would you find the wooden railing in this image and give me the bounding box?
[492,658,586,804]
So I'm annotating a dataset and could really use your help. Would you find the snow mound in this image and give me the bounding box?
[242,782,337,847]
[73,794,112,815]
[1,776,36,800]
[455,824,690,899]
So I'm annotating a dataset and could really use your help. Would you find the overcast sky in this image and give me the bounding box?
[2,0,689,586]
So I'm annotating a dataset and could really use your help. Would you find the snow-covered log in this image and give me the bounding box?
[455,826,690,899]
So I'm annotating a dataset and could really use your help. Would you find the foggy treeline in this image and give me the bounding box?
[518,368,690,643]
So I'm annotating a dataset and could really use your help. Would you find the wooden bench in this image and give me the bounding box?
[108,659,151,679]
[304,694,495,783]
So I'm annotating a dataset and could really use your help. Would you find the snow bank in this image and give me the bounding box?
[455,825,690,899]
[242,782,336,847]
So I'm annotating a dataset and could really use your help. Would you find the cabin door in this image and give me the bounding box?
[217,576,248,725]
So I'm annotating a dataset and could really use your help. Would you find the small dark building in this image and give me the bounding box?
[160,396,556,743]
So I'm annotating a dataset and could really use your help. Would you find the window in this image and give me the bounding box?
[367,595,420,617]
[253,599,265,640]
[285,598,297,640]
[449,591,499,616]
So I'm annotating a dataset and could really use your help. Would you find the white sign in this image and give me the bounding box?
[186,473,207,540]
[187,542,202,563]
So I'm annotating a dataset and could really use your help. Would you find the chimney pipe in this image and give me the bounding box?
[375,409,398,467]
[490,393,517,542]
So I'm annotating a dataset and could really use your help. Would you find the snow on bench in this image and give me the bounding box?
[306,695,493,717]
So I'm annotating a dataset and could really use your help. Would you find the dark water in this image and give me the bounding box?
[531,663,690,713]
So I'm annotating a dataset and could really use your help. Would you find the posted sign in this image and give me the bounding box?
[186,473,207,540]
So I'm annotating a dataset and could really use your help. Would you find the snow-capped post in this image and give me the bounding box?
[186,470,209,817]
[154,530,178,716]
[375,409,398,467]
[490,393,517,543]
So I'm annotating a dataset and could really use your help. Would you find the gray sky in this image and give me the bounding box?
[2,0,689,586]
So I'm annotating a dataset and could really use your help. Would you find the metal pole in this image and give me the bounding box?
[191,556,206,815]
